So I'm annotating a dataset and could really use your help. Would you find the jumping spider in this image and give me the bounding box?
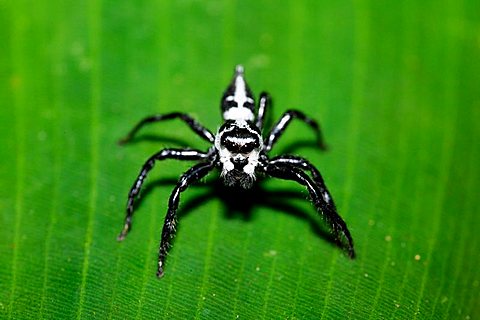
[117,65,355,277]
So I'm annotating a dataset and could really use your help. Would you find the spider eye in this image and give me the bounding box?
[221,135,259,154]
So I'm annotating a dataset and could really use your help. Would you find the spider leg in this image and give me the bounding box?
[269,155,337,210]
[118,112,215,145]
[117,148,210,241]
[157,159,217,277]
[255,91,271,131]
[264,110,327,152]
[262,160,354,258]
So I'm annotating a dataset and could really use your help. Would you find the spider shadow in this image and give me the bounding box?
[136,177,342,252]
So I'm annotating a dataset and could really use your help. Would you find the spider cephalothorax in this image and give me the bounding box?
[215,119,263,188]
[117,65,354,277]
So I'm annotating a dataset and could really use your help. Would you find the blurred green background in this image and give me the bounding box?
[1,0,479,319]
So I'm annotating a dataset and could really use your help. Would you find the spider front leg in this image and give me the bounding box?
[262,160,354,258]
[264,110,328,152]
[117,148,210,241]
[118,112,215,145]
[270,155,337,210]
[157,160,216,277]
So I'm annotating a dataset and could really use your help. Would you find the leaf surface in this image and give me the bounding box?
[1,1,479,319]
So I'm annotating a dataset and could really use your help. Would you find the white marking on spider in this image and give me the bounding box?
[323,191,331,203]
[243,153,259,175]
[215,136,235,175]
[214,126,262,178]
[222,67,255,121]
[225,136,256,144]
[223,106,254,121]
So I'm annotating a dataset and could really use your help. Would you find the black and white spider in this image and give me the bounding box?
[117,65,354,277]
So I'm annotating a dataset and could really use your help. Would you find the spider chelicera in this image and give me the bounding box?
[117,65,355,277]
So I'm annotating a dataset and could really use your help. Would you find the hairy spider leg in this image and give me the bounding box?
[262,161,355,258]
[264,110,328,152]
[118,112,215,145]
[255,91,271,131]
[117,148,210,241]
[269,155,338,210]
[157,160,217,277]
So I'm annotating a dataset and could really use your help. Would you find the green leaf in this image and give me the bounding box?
[1,0,479,319]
